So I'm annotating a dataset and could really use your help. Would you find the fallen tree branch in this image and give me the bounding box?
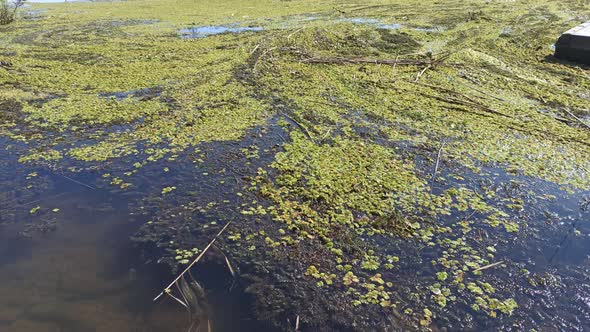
[386,80,590,147]
[414,81,513,119]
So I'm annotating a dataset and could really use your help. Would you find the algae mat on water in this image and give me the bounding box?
[1,0,590,331]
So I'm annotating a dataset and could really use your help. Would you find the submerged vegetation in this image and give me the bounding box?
[1,0,590,330]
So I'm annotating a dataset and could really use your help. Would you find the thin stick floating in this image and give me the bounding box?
[563,108,590,130]
[473,260,504,272]
[430,142,446,188]
[154,221,232,302]
[60,174,96,190]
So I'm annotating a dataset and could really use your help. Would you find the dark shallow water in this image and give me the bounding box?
[432,166,590,331]
[0,142,273,332]
[1,128,590,332]
[178,25,263,39]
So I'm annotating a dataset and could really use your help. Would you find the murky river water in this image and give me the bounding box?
[2,128,589,331]
[0,139,275,332]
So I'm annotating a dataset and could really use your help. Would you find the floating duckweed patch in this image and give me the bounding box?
[1,0,590,331]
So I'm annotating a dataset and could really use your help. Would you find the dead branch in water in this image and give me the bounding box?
[563,108,590,130]
[60,174,96,190]
[413,81,513,119]
[473,260,504,272]
[215,244,236,278]
[430,142,446,188]
[153,222,232,332]
[154,221,233,302]
[280,111,315,142]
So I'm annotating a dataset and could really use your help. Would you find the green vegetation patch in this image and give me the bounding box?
[1,0,590,330]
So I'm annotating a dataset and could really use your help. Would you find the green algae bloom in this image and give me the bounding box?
[1,0,589,330]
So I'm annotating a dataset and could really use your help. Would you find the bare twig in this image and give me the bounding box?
[563,108,590,130]
[277,131,287,143]
[392,54,399,72]
[253,46,276,71]
[287,27,305,40]
[154,221,233,301]
[455,76,505,102]
[175,281,191,313]
[167,290,189,309]
[223,252,236,277]
[473,260,504,272]
[60,174,96,190]
[249,44,260,55]
[430,142,446,188]
[301,56,453,67]
[414,81,513,119]
[280,112,315,141]
[415,64,432,82]
[319,128,332,142]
